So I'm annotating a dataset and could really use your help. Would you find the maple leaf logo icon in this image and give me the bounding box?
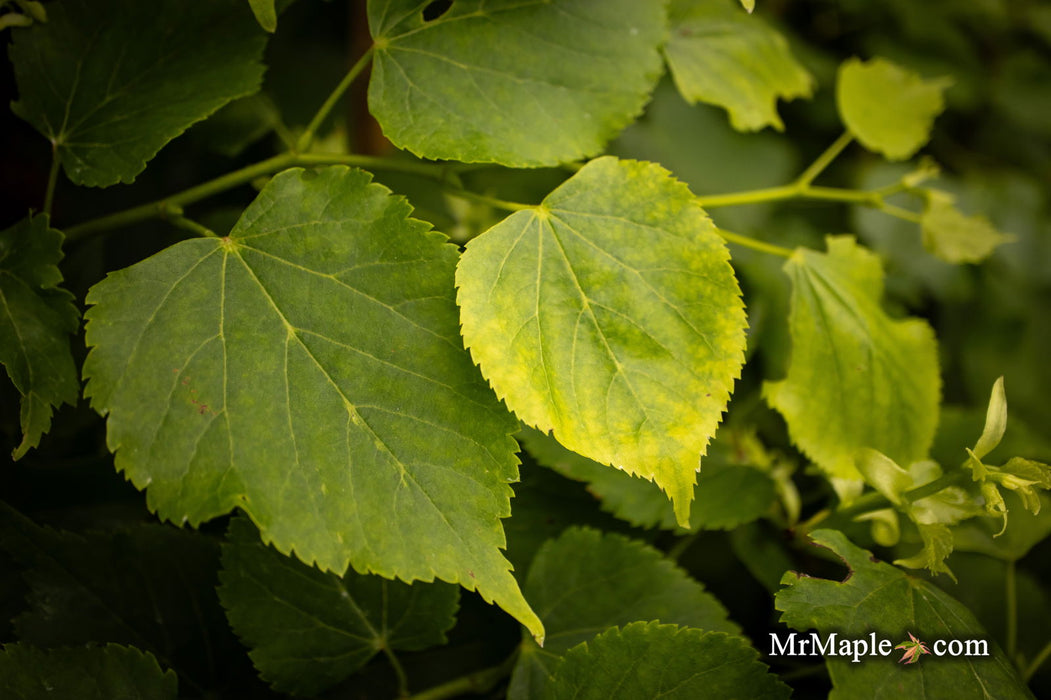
[895,632,932,664]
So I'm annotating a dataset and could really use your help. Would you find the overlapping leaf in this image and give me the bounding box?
[837,57,952,160]
[520,427,776,531]
[82,166,541,640]
[0,216,79,459]
[509,527,738,699]
[219,515,459,696]
[0,502,238,690]
[247,0,277,32]
[764,236,940,479]
[776,530,1032,699]
[547,622,790,700]
[367,0,666,166]
[663,0,813,131]
[457,157,747,527]
[8,0,269,186]
[0,644,177,700]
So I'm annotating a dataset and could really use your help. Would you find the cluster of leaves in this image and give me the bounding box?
[1,0,1050,698]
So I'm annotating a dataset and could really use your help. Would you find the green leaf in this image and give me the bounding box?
[740,0,756,12]
[973,376,1008,460]
[219,515,458,696]
[0,643,177,700]
[663,0,813,131]
[764,236,940,480]
[921,190,1014,264]
[457,157,747,527]
[0,502,238,690]
[247,0,276,32]
[0,215,79,459]
[509,527,739,700]
[546,622,790,700]
[776,529,1032,700]
[520,427,776,531]
[836,57,952,160]
[953,492,1051,561]
[82,166,541,641]
[8,0,269,186]
[367,0,666,166]
[506,525,731,693]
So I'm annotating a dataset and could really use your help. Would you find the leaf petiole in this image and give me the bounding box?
[297,45,375,153]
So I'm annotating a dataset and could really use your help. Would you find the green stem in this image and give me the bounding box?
[168,214,218,238]
[796,132,853,187]
[1024,640,1051,682]
[43,144,60,217]
[718,229,793,258]
[296,45,375,153]
[1006,560,1018,661]
[382,646,410,698]
[407,649,519,700]
[444,187,533,212]
[64,152,458,240]
[696,184,800,209]
[668,530,702,560]
[822,471,971,527]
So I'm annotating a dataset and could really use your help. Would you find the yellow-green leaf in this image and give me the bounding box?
[837,57,951,160]
[457,157,747,527]
[921,190,1014,264]
[664,0,813,131]
[764,236,940,479]
[247,0,276,32]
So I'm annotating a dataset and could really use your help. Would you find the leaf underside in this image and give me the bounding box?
[457,157,747,527]
[764,236,940,479]
[9,0,269,186]
[83,166,541,640]
[367,0,667,166]
[776,530,1033,700]
[663,0,813,131]
[0,216,79,459]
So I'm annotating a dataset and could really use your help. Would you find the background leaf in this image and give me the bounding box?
[8,0,269,186]
[837,57,951,160]
[219,515,458,696]
[0,643,177,700]
[520,427,776,531]
[547,622,790,700]
[509,527,738,699]
[82,166,540,639]
[921,190,1014,264]
[764,236,940,479]
[247,0,277,32]
[0,216,79,459]
[457,157,747,526]
[663,0,813,131]
[367,0,666,166]
[0,502,239,692]
[776,530,1033,700]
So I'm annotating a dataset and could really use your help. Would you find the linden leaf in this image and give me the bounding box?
[921,190,1014,264]
[0,643,177,700]
[457,157,747,527]
[247,0,277,32]
[508,527,738,699]
[82,166,541,641]
[0,215,79,459]
[367,0,666,166]
[520,427,776,531]
[9,0,269,186]
[776,530,1031,699]
[836,57,952,160]
[219,516,459,696]
[547,622,790,700]
[664,0,813,131]
[764,236,940,480]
